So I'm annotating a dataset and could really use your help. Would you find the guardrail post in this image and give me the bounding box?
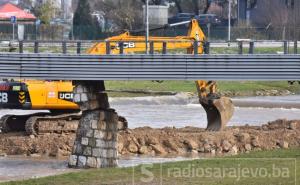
[150,41,154,54]
[193,41,198,55]
[62,41,67,54]
[294,41,298,54]
[106,41,111,55]
[162,42,167,54]
[204,42,210,54]
[249,41,254,54]
[34,41,39,53]
[119,42,124,54]
[238,41,243,54]
[76,42,81,54]
[284,41,288,54]
[19,41,23,53]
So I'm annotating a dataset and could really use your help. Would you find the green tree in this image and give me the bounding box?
[33,0,57,24]
[73,0,102,39]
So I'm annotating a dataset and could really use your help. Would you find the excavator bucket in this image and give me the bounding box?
[200,96,234,131]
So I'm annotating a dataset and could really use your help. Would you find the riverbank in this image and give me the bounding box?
[0,119,299,159]
[106,81,300,97]
[2,148,299,185]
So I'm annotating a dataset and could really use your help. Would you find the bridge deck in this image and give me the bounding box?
[0,53,299,81]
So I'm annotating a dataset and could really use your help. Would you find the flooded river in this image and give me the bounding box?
[0,94,299,129]
[110,94,300,128]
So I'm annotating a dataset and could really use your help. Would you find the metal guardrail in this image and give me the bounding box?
[0,53,299,81]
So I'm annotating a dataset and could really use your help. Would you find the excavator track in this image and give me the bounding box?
[0,113,47,132]
[0,115,14,132]
[0,112,128,135]
[25,113,81,135]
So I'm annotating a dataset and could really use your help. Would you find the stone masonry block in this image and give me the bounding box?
[107,141,117,149]
[92,148,101,157]
[73,94,81,103]
[74,144,83,154]
[108,149,117,159]
[78,156,87,167]
[81,93,88,102]
[96,139,106,148]
[92,111,100,120]
[96,158,101,168]
[91,120,98,129]
[83,147,92,156]
[94,130,105,139]
[86,129,94,137]
[68,155,78,167]
[88,138,96,147]
[87,157,97,168]
[108,158,118,167]
[100,149,108,158]
[100,158,108,168]
[81,137,89,146]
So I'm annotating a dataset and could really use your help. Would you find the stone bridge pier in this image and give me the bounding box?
[68,81,119,168]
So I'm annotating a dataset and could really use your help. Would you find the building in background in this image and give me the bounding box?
[0,2,36,40]
[0,0,19,5]
[143,5,169,26]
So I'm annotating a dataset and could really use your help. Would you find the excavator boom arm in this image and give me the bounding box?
[87,19,206,55]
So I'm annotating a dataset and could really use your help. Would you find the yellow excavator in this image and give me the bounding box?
[0,19,234,135]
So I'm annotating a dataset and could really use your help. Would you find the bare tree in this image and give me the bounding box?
[169,0,212,15]
[252,0,289,39]
[94,0,143,30]
[173,0,183,13]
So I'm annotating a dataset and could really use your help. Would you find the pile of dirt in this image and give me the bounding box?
[0,119,299,158]
[118,119,300,156]
[0,133,75,158]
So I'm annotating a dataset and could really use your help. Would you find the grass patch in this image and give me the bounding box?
[105,81,300,97]
[3,148,299,185]
[210,47,286,54]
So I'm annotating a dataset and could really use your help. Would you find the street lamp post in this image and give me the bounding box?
[145,0,149,54]
[228,0,231,44]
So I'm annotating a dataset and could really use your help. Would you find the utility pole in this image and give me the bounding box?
[228,0,231,44]
[145,0,149,54]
